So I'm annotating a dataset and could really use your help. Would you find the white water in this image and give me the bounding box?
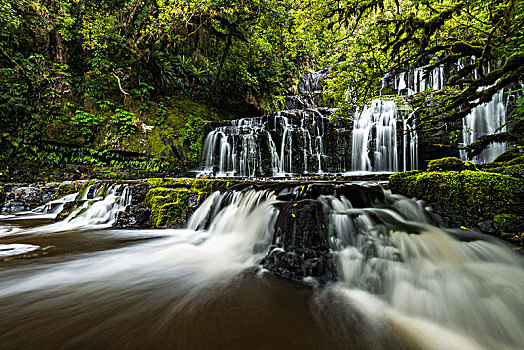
[325,193,523,350]
[200,110,335,176]
[460,89,507,163]
[351,99,413,172]
[1,184,522,349]
[0,184,132,238]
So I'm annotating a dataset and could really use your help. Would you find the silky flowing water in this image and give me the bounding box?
[0,183,522,350]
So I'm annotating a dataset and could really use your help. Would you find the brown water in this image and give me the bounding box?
[0,218,337,349]
[0,187,523,350]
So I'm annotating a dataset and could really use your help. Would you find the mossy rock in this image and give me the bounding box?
[493,214,524,233]
[142,178,243,227]
[390,170,524,228]
[78,180,99,200]
[508,156,524,165]
[145,188,190,227]
[55,201,78,221]
[52,181,83,200]
[143,177,239,192]
[143,178,192,188]
[427,157,477,172]
[485,164,524,178]
[494,147,524,162]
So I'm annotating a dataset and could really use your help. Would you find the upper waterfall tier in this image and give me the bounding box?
[386,61,510,163]
[200,108,352,177]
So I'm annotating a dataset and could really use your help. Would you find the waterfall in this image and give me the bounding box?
[201,60,514,177]
[394,61,509,163]
[1,181,522,349]
[199,109,346,176]
[351,99,417,172]
[325,193,523,350]
[0,184,132,237]
[460,89,508,163]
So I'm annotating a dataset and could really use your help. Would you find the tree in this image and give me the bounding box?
[323,0,524,155]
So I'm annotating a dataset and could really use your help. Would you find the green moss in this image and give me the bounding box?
[143,178,191,188]
[145,188,190,227]
[142,178,242,227]
[77,180,99,200]
[485,164,524,178]
[493,214,524,233]
[494,147,524,162]
[56,204,78,221]
[508,156,524,165]
[143,177,239,192]
[390,170,524,225]
[427,157,477,172]
[170,99,234,123]
[0,186,5,205]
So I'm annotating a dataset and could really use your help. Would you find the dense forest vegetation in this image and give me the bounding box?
[1,0,523,178]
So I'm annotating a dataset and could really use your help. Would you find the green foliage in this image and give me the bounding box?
[109,109,138,142]
[183,115,206,162]
[324,0,524,152]
[0,0,344,170]
[427,157,477,172]
[70,110,103,139]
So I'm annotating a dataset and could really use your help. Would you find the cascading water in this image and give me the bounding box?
[202,60,512,176]
[0,183,132,238]
[395,65,446,95]
[200,108,350,176]
[350,99,418,172]
[0,181,522,349]
[460,89,508,163]
[200,67,352,177]
[394,61,510,164]
[351,99,399,172]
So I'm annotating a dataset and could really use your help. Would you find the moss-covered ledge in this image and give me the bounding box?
[390,161,524,245]
[142,178,243,228]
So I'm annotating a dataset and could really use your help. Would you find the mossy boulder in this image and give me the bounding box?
[55,201,78,221]
[142,178,243,227]
[390,170,524,234]
[53,181,84,200]
[427,157,477,172]
[485,164,524,179]
[494,214,524,234]
[145,187,190,227]
[494,147,524,162]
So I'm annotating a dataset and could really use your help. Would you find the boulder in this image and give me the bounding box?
[114,205,151,228]
[262,199,338,285]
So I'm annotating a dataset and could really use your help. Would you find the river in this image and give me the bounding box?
[0,182,522,349]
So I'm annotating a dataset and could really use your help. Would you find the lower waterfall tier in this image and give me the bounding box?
[0,180,522,349]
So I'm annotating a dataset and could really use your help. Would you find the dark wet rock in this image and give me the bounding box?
[262,199,338,285]
[128,183,150,205]
[478,220,498,234]
[55,201,77,221]
[114,205,151,228]
[1,184,60,212]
